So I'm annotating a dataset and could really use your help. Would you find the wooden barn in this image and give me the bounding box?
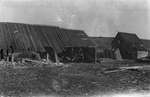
[112,32,148,60]
[0,22,65,62]
[58,28,96,63]
[0,22,95,63]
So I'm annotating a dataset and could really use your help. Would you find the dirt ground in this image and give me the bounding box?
[0,62,150,96]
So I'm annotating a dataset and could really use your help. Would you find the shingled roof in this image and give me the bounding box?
[0,22,94,53]
[0,22,45,52]
[112,32,145,51]
[60,28,95,47]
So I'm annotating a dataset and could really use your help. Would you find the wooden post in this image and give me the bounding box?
[11,54,14,63]
[55,51,60,65]
[71,47,73,62]
[46,53,50,63]
[95,47,97,64]
[6,56,9,62]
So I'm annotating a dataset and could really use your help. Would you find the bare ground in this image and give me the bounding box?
[0,62,150,96]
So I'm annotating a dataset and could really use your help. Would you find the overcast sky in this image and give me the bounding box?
[0,0,150,39]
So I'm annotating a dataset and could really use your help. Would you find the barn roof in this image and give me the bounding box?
[60,28,95,47]
[112,32,145,51]
[0,22,94,53]
[0,22,45,52]
[116,32,142,43]
[32,25,64,53]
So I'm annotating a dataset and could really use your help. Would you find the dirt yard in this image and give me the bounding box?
[0,61,150,96]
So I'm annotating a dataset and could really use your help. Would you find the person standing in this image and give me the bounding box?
[10,46,14,54]
[6,46,14,61]
[0,49,4,60]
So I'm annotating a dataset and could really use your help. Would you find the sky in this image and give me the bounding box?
[0,0,150,39]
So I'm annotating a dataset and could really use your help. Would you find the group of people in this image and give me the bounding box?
[0,46,14,61]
